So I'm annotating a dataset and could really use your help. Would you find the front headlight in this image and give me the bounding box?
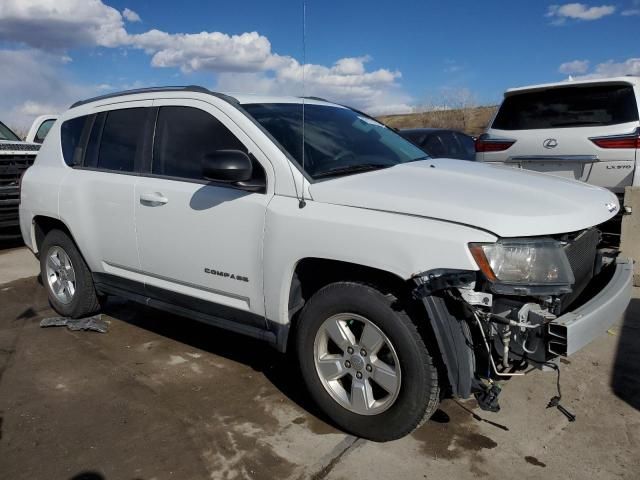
[469,238,575,295]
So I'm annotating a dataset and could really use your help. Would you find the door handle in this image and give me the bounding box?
[139,192,168,206]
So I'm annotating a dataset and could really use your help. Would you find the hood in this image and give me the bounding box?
[309,159,619,237]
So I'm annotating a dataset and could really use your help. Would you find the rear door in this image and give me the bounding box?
[483,83,639,193]
[58,103,153,279]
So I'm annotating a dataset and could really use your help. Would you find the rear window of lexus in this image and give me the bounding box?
[493,84,639,130]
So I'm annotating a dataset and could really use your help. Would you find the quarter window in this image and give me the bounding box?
[60,116,89,166]
[152,106,248,181]
[97,108,147,172]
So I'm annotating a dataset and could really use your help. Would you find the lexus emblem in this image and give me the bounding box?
[543,138,558,149]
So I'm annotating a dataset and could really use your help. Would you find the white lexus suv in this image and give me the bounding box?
[478,76,640,195]
[20,86,632,441]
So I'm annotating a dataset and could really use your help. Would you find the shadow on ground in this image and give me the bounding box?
[101,297,335,429]
[611,298,640,411]
[0,237,24,251]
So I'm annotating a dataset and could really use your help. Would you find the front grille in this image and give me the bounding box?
[0,143,40,152]
[562,228,600,309]
[0,154,36,229]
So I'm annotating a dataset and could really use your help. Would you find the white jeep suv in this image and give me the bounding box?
[478,77,640,195]
[20,86,632,441]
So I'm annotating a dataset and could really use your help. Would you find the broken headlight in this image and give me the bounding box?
[469,238,575,295]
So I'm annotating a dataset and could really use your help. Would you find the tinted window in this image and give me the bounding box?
[152,106,247,180]
[420,134,444,158]
[400,130,426,145]
[493,84,639,130]
[243,103,426,179]
[97,108,147,172]
[61,116,89,166]
[456,133,476,160]
[34,119,55,143]
[84,113,105,168]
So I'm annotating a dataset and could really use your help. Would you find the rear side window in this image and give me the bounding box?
[152,106,247,180]
[493,84,639,130]
[97,108,147,172]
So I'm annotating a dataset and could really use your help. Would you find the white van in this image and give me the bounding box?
[478,77,640,195]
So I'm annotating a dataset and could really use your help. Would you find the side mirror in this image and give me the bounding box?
[202,150,253,183]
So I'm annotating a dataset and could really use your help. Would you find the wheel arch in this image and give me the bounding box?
[32,215,79,256]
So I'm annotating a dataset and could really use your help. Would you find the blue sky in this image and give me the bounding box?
[0,0,638,126]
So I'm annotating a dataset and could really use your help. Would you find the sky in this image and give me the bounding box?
[0,0,638,128]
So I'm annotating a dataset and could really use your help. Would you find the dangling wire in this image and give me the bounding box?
[299,0,307,209]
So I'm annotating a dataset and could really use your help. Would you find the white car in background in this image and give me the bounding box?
[0,120,39,239]
[26,115,59,144]
[477,76,640,197]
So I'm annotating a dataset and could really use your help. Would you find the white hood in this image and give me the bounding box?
[309,159,619,238]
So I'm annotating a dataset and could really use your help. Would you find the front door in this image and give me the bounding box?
[134,100,272,326]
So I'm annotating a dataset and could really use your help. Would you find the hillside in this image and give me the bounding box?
[378,105,498,137]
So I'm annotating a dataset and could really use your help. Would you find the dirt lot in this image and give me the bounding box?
[0,247,639,480]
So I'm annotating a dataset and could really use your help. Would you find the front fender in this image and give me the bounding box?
[263,196,496,329]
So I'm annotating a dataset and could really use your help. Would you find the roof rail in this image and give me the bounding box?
[69,85,237,109]
[300,96,329,102]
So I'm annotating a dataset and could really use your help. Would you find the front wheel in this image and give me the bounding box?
[296,282,440,441]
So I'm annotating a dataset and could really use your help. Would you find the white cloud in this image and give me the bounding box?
[0,49,103,128]
[558,59,590,74]
[128,30,286,73]
[547,3,616,24]
[567,57,640,79]
[0,0,413,117]
[214,57,413,115]
[122,8,141,23]
[621,8,640,15]
[0,0,128,49]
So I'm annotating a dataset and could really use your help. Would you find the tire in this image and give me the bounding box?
[40,229,101,318]
[296,282,440,441]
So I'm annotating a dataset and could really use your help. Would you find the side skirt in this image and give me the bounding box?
[93,273,279,347]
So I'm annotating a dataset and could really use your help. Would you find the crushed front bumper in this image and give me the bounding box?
[548,257,633,356]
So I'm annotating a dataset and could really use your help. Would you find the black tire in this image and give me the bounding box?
[40,229,101,318]
[296,282,440,441]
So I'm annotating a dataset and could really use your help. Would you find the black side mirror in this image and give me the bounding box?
[202,150,253,183]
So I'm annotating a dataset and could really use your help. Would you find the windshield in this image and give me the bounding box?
[0,121,20,141]
[243,103,428,179]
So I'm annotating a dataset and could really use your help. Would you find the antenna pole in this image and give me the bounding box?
[299,0,307,209]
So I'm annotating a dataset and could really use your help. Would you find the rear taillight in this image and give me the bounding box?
[475,135,516,152]
[590,128,640,149]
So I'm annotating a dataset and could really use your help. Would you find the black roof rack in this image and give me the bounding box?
[301,96,329,102]
[70,85,237,109]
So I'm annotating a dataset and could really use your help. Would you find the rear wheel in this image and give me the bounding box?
[296,282,440,441]
[40,229,101,318]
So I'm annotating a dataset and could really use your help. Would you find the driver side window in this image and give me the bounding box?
[152,106,264,184]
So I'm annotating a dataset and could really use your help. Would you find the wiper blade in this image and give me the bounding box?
[314,163,393,178]
[406,155,430,162]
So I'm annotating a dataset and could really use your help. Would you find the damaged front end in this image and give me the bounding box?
[413,228,633,413]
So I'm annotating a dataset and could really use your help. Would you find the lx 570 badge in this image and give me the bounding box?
[204,268,249,282]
